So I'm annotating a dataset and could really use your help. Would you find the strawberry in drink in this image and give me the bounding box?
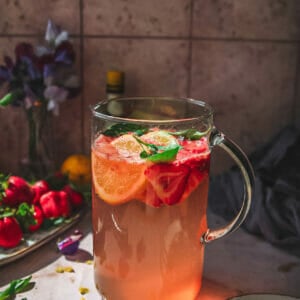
[92,126,210,300]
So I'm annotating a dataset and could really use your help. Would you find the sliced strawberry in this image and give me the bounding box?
[144,164,189,205]
[179,168,208,203]
[176,138,210,171]
[32,180,50,205]
[140,183,163,208]
[179,137,208,152]
[0,216,23,248]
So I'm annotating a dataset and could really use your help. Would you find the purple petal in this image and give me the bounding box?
[21,57,41,79]
[55,50,72,65]
[55,31,69,47]
[44,85,68,102]
[45,19,60,43]
[57,230,83,255]
[0,66,10,81]
[43,64,55,78]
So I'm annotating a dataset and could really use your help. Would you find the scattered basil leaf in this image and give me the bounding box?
[0,276,33,300]
[103,123,148,137]
[170,128,208,140]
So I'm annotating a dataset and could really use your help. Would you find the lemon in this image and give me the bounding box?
[61,154,91,185]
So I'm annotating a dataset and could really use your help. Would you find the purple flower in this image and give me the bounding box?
[44,85,69,116]
[0,19,80,115]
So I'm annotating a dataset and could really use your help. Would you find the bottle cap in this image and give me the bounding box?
[106,70,124,94]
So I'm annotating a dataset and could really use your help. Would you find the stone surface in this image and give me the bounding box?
[83,37,189,152]
[190,40,297,172]
[84,0,191,36]
[0,0,80,35]
[193,0,300,40]
[0,0,299,174]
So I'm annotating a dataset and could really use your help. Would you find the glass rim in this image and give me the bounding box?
[91,97,214,125]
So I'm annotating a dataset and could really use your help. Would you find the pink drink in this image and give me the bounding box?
[92,130,210,300]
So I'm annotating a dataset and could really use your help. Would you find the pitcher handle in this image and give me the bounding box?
[201,127,255,244]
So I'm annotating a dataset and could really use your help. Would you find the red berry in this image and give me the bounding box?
[63,185,84,208]
[32,180,50,205]
[0,217,23,248]
[2,176,34,207]
[28,205,44,232]
[179,168,208,202]
[143,184,163,208]
[40,191,71,218]
[144,164,189,205]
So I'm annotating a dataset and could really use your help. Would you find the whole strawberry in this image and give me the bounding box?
[2,176,34,207]
[31,180,50,205]
[40,190,71,218]
[28,205,44,232]
[0,216,23,248]
[63,185,84,208]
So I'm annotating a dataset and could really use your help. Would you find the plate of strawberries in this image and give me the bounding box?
[0,173,89,266]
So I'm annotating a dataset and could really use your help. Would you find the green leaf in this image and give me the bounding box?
[0,173,9,202]
[0,93,15,107]
[0,276,33,300]
[170,128,208,140]
[15,203,36,232]
[146,145,180,163]
[133,135,181,163]
[103,123,148,137]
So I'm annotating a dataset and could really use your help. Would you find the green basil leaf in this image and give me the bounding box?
[103,123,148,137]
[170,128,208,140]
[0,276,33,300]
[15,203,35,232]
[146,145,180,163]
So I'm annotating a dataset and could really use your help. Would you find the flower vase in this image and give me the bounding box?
[20,104,55,180]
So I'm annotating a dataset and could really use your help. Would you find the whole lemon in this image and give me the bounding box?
[61,154,91,185]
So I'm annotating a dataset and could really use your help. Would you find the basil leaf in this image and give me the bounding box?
[15,203,35,232]
[146,145,180,163]
[170,128,208,140]
[0,276,33,300]
[103,123,148,137]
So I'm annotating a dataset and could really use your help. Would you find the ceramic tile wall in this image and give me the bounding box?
[0,0,299,175]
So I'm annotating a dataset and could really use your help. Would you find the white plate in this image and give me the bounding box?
[230,294,299,300]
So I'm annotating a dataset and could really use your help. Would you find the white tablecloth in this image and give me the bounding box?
[0,212,299,299]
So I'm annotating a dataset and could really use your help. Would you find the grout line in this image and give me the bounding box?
[186,0,194,98]
[0,33,299,44]
[79,0,85,154]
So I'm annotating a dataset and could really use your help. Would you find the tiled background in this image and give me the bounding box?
[0,0,299,174]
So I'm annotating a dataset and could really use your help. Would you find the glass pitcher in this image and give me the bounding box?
[91,97,254,300]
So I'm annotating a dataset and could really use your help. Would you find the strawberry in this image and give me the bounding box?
[144,164,189,205]
[176,138,210,170]
[137,184,163,208]
[179,168,208,202]
[40,191,71,218]
[63,185,84,208]
[28,205,44,232]
[2,176,34,207]
[0,216,23,248]
[31,180,50,205]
